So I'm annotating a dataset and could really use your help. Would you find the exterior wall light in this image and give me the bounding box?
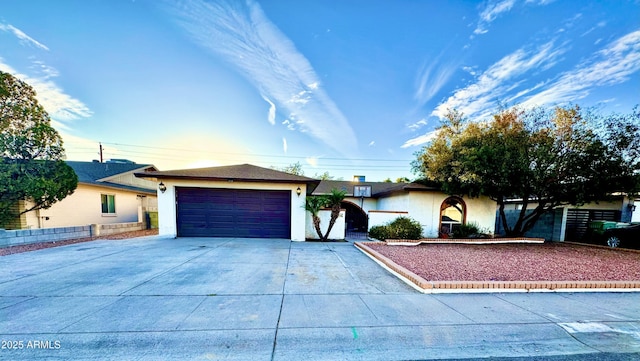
[158,182,167,193]
[296,187,302,197]
[628,203,636,212]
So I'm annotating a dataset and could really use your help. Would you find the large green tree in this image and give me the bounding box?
[412,105,640,237]
[0,71,78,228]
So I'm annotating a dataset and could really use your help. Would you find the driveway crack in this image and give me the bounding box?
[270,240,291,361]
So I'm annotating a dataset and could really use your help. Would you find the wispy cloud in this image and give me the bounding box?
[415,56,459,106]
[432,41,564,119]
[401,130,438,148]
[0,59,92,125]
[522,30,640,107]
[407,118,428,132]
[282,137,287,153]
[0,23,49,51]
[160,0,358,154]
[261,94,276,125]
[474,0,515,35]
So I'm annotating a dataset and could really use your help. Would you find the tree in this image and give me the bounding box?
[273,162,304,176]
[0,71,78,228]
[303,188,346,241]
[412,105,640,237]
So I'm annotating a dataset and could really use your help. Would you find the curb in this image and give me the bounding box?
[354,241,640,294]
[386,237,545,246]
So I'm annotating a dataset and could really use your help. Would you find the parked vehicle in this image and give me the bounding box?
[600,223,640,249]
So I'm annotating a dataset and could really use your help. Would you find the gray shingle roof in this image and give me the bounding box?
[135,164,321,192]
[66,161,157,194]
[313,180,438,198]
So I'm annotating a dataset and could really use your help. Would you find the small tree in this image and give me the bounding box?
[304,195,327,240]
[303,188,346,241]
[0,71,78,228]
[322,188,346,241]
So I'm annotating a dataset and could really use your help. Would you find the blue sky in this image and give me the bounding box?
[2,0,639,181]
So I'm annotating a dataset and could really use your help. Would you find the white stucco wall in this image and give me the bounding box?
[26,184,153,229]
[368,211,409,230]
[342,197,377,214]
[157,180,308,241]
[305,209,346,240]
[372,191,497,238]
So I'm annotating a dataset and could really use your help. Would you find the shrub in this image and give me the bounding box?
[368,225,389,241]
[452,222,490,238]
[387,217,423,240]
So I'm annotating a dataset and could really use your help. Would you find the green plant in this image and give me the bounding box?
[368,225,389,241]
[387,217,423,240]
[452,222,480,238]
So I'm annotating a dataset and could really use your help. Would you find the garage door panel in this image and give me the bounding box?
[176,187,291,238]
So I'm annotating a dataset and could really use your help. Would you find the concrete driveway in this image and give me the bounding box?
[0,236,639,360]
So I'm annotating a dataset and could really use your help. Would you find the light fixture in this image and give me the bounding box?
[158,182,167,193]
[628,204,636,212]
[296,187,302,197]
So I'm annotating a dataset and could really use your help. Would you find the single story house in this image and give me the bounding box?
[313,180,497,238]
[8,160,158,230]
[136,163,496,241]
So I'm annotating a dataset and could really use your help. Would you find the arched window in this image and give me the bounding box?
[439,197,466,237]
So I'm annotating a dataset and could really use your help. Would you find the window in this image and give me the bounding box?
[439,196,466,237]
[101,194,116,214]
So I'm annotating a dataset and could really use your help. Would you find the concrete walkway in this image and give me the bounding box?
[0,236,638,360]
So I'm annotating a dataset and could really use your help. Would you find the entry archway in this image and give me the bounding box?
[439,196,466,237]
[341,201,368,238]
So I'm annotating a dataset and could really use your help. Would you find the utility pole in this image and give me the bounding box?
[99,142,103,163]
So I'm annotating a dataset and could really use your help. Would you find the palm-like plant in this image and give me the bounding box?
[305,195,328,240]
[323,188,346,241]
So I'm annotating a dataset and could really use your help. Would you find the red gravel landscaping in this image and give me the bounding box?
[365,242,640,282]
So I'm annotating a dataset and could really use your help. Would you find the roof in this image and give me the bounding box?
[313,180,439,198]
[66,161,157,194]
[135,164,321,193]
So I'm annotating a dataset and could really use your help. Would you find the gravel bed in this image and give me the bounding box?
[0,229,159,256]
[367,242,640,282]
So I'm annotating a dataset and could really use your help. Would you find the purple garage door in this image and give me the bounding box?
[176,187,291,238]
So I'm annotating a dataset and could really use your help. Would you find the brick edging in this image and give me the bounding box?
[354,241,640,293]
[386,237,545,246]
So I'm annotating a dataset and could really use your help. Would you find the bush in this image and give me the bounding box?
[369,216,423,241]
[452,222,490,238]
[368,225,389,241]
[387,217,423,240]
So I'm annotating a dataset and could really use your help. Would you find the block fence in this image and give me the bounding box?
[0,222,145,248]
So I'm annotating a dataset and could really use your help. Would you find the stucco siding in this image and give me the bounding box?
[305,209,346,240]
[29,184,150,228]
[157,180,307,241]
[464,196,497,234]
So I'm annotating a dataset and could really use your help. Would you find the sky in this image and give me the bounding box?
[1,0,639,181]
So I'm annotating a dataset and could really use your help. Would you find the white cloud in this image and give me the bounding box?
[415,57,458,105]
[407,118,428,131]
[0,59,92,123]
[368,140,375,147]
[261,94,276,125]
[401,130,438,148]
[432,41,564,119]
[161,0,358,155]
[282,137,287,153]
[0,23,49,51]
[522,30,640,107]
[474,0,515,35]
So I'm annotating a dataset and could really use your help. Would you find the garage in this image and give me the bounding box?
[176,187,291,238]
[135,164,319,241]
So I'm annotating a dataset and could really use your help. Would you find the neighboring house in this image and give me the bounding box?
[313,180,497,238]
[498,195,637,241]
[135,163,496,241]
[10,160,158,230]
[135,164,320,242]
